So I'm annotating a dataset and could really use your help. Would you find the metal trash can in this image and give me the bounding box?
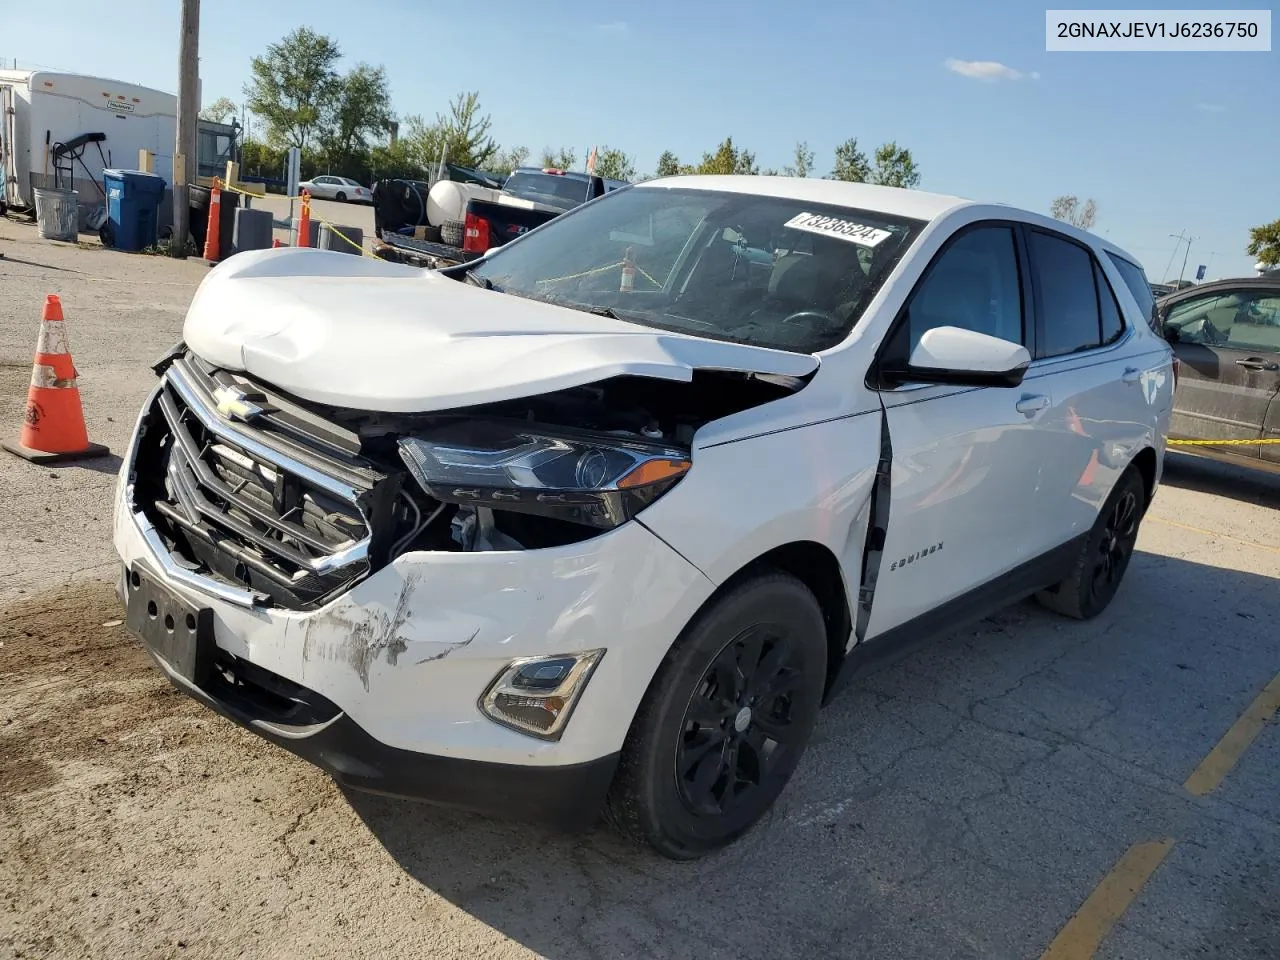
[101,169,167,251]
[318,223,363,255]
[230,207,273,256]
[34,187,79,242]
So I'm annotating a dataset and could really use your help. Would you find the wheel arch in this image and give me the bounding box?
[701,540,854,702]
[1129,445,1158,503]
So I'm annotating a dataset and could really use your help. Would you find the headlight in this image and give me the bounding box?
[479,650,605,740]
[397,420,691,529]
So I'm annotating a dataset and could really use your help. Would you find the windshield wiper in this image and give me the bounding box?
[463,270,494,290]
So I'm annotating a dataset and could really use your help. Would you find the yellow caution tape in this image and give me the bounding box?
[1168,438,1280,446]
[536,261,626,285]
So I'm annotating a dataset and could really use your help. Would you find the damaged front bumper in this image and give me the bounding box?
[112,374,716,828]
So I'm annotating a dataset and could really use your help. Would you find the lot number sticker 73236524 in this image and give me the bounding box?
[783,212,893,247]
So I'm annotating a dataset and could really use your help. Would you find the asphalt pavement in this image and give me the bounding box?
[1,217,1277,960]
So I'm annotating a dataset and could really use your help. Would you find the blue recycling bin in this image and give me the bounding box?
[102,169,167,251]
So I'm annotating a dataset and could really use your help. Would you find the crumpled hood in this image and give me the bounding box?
[183,248,819,413]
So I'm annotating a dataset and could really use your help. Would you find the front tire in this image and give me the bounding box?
[606,572,828,859]
[1035,465,1147,620]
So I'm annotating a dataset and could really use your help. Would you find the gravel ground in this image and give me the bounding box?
[1,217,1278,960]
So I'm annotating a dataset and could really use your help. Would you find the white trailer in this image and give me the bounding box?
[0,68,178,215]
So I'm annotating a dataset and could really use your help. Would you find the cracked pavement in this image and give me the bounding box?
[2,222,1278,959]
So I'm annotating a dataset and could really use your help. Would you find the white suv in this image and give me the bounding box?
[113,176,1174,859]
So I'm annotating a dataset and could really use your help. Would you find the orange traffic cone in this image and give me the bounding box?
[202,177,223,262]
[2,295,110,464]
[272,238,282,248]
[296,190,311,248]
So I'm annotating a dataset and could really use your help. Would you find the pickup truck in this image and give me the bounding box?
[371,167,627,269]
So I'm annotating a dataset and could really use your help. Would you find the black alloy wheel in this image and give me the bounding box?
[1036,465,1148,620]
[606,572,827,859]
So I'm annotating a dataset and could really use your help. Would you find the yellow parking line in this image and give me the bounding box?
[1147,515,1280,556]
[1040,839,1175,960]
[1184,673,1280,797]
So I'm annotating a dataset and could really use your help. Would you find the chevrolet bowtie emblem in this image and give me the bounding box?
[213,385,264,422]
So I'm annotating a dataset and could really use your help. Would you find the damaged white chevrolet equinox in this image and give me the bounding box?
[115,176,1174,859]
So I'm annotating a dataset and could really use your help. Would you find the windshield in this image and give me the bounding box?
[469,186,925,353]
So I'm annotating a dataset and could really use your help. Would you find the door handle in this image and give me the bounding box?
[1015,394,1050,416]
[1121,366,1142,384]
[1235,357,1279,371]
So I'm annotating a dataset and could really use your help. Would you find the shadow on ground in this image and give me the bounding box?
[1162,451,1280,507]
[344,550,1280,960]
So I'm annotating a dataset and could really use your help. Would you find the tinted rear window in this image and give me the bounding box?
[503,173,594,210]
[1106,253,1157,331]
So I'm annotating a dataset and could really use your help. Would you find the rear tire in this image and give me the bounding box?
[1035,466,1147,620]
[605,572,827,859]
[336,191,347,203]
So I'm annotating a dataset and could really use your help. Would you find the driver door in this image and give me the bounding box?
[1162,288,1280,459]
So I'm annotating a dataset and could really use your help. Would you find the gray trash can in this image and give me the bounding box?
[318,223,363,255]
[34,187,79,242]
[231,207,273,256]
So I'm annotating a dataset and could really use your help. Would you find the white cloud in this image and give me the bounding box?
[596,21,628,33]
[1196,102,1226,112]
[945,58,1026,81]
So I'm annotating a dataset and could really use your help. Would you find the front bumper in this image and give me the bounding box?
[113,379,717,825]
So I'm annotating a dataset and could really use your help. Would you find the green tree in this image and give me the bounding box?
[489,145,530,174]
[321,63,392,163]
[694,137,758,175]
[829,138,871,182]
[1246,218,1280,267]
[870,141,921,189]
[593,146,637,181]
[655,150,680,177]
[200,96,238,123]
[243,27,342,151]
[1050,195,1098,230]
[540,146,578,170]
[406,91,500,170]
[784,141,815,178]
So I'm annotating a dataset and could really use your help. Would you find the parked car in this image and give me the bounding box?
[114,176,1174,859]
[1156,275,1280,472]
[298,175,371,204]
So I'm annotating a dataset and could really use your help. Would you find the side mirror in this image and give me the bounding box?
[887,326,1031,388]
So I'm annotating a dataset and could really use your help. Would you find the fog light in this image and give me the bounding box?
[479,650,605,740]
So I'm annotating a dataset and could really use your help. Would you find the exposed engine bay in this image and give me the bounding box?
[131,348,804,610]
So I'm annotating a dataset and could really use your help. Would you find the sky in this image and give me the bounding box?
[5,0,1276,280]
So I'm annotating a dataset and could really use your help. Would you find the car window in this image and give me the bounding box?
[1095,261,1125,345]
[1166,291,1280,352]
[1106,253,1157,331]
[901,225,1024,353]
[1029,230,1107,358]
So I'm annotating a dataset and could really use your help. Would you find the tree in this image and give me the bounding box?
[200,97,238,124]
[694,137,758,175]
[405,91,500,170]
[489,145,530,174]
[593,146,637,181]
[784,141,815,178]
[243,27,342,151]
[829,138,871,182]
[540,146,578,170]
[655,150,680,177]
[1246,218,1280,267]
[870,141,921,189]
[321,63,392,163]
[1050,195,1098,230]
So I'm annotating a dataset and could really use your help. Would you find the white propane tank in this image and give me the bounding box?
[426,181,501,227]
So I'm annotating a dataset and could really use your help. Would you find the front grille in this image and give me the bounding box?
[131,358,397,609]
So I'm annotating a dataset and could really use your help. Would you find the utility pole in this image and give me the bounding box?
[173,0,200,258]
[1164,231,1191,284]
[1178,234,1197,286]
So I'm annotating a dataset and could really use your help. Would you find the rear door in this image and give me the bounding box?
[1162,288,1280,460]
[1,84,17,207]
[1021,227,1170,544]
